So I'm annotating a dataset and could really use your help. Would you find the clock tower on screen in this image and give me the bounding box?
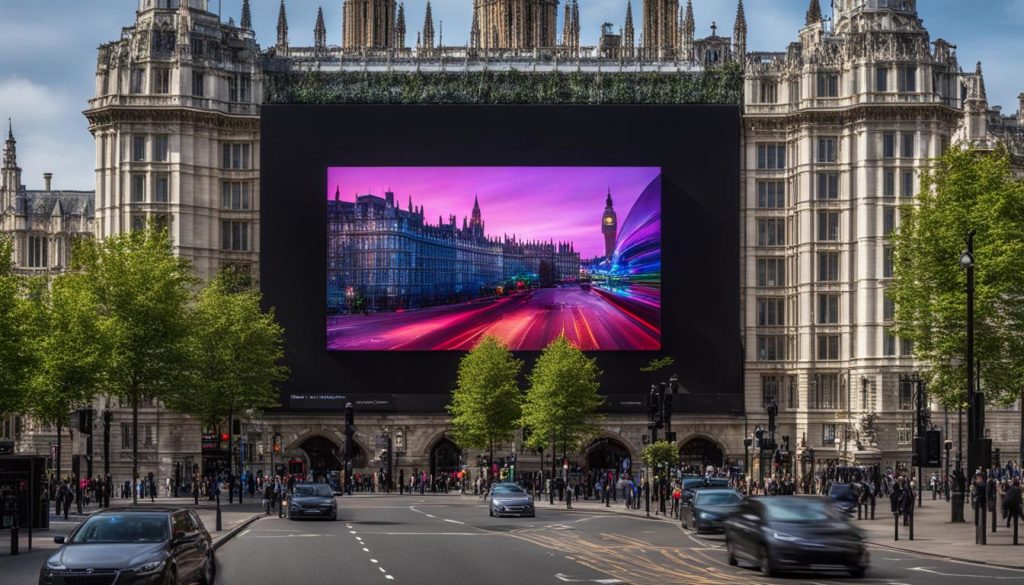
[602,188,617,260]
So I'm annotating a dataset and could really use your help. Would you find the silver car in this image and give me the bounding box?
[488,484,535,518]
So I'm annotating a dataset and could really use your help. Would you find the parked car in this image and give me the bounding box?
[724,496,869,578]
[288,482,338,520]
[680,488,744,534]
[488,483,535,517]
[40,507,215,585]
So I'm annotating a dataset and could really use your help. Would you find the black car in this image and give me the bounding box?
[40,507,215,585]
[827,482,860,516]
[680,477,731,504]
[724,496,869,578]
[680,488,744,534]
[288,483,338,520]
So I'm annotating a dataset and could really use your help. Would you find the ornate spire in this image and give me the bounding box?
[314,6,327,53]
[733,0,746,61]
[571,0,580,50]
[276,0,289,53]
[240,0,252,30]
[971,61,987,101]
[3,118,15,169]
[562,1,571,48]
[806,0,822,25]
[624,0,634,57]
[680,0,695,60]
[470,1,480,49]
[396,2,407,49]
[422,0,434,50]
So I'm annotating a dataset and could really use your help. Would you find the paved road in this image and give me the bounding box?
[218,495,1024,585]
[326,287,659,351]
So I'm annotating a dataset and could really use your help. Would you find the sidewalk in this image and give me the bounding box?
[534,493,1024,569]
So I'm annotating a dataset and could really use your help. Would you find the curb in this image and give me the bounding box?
[212,513,266,551]
[865,539,1024,571]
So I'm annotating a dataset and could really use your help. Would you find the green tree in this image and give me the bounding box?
[165,269,288,429]
[640,356,675,374]
[72,228,194,502]
[0,235,30,416]
[521,334,604,458]
[447,335,523,461]
[641,440,680,471]
[891,146,1024,407]
[21,273,105,479]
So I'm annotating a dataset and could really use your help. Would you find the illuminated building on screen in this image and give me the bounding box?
[327,189,581,314]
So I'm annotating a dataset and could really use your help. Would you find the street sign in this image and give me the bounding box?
[201,434,219,451]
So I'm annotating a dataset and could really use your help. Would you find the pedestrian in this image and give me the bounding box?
[565,481,573,509]
[1004,478,1023,527]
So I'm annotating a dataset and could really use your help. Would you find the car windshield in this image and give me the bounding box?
[293,484,334,497]
[763,499,841,522]
[70,514,169,544]
[682,479,706,489]
[695,492,741,506]
[492,486,526,495]
[829,484,856,501]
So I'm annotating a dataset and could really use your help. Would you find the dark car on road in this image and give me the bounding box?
[488,483,535,517]
[680,488,744,534]
[40,507,214,585]
[680,477,731,504]
[288,483,338,520]
[724,496,869,578]
[827,482,860,516]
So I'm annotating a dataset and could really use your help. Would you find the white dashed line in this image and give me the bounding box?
[444,519,464,525]
[379,567,387,573]
[385,576,394,581]
[239,529,251,537]
[363,547,370,552]
[371,559,378,563]
[425,514,436,518]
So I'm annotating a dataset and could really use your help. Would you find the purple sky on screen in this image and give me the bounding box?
[327,166,660,258]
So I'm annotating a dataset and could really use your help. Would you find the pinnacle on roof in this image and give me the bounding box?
[734,0,746,31]
[806,0,822,25]
[240,0,252,30]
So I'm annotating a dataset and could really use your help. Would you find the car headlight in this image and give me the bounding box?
[133,560,166,575]
[772,531,802,543]
[45,559,66,571]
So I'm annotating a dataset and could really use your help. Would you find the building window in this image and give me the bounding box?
[817,334,840,360]
[883,246,894,278]
[817,211,840,241]
[816,73,839,98]
[229,73,253,103]
[822,424,837,446]
[816,172,839,199]
[154,213,169,233]
[130,68,144,94]
[817,293,839,324]
[876,66,889,92]
[27,235,48,268]
[756,180,785,208]
[883,170,895,197]
[152,68,170,94]
[131,214,147,232]
[883,293,895,321]
[756,335,786,361]
[901,338,914,356]
[898,66,917,92]
[817,251,839,282]
[817,137,838,163]
[787,376,798,409]
[762,375,782,407]
[756,297,785,326]
[143,424,156,448]
[901,133,915,158]
[883,133,895,158]
[121,423,133,449]
[192,71,205,97]
[221,221,250,251]
[757,218,786,247]
[884,328,897,356]
[758,80,778,104]
[222,181,252,210]
[883,206,896,236]
[756,143,786,170]
[154,135,169,162]
[900,171,914,197]
[811,373,841,409]
[896,426,912,445]
[756,258,785,288]
[155,174,169,203]
[132,135,146,162]
[222,143,252,170]
[131,174,146,203]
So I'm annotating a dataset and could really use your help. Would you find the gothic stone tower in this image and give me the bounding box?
[642,0,679,58]
[602,189,617,260]
[343,0,399,50]
[475,0,559,50]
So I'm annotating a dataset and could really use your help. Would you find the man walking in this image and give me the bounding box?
[1004,478,1022,527]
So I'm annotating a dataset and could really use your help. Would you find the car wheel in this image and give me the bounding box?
[848,566,866,578]
[329,508,337,521]
[758,544,776,577]
[201,553,216,585]
[726,540,738,566]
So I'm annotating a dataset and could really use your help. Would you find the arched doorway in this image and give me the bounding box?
[679,437,724,471]
[429,438,461,477]
[298,435,342,479]
[585,438,632,474]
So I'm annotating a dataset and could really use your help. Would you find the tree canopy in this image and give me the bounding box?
[0,236,30,415]
[447,335,523,458]
[521,334,604,455]
[891,146,1024,407]
[641,440,680,471]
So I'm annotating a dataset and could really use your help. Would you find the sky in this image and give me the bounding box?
[1,1,1022,191]
[327,166,659,258]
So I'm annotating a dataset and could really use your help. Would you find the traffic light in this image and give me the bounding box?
[647,386,658,419]
[345,402,354,428]
[232,418,242,436]
[754,428,764,450]
[924,429,942,467]
[912,437,923,467]
[78,408,94,435]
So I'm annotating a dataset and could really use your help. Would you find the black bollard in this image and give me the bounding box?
[1014,513,1019,545]
[992,501,997,534]
[10,524,18,556]
[909,510,914,541]
[979,501,987,545]
[645,487,650,518]
[871,498,876,520]
[215,492,223,532]
[894,513,899,541]
[858,502,862,520]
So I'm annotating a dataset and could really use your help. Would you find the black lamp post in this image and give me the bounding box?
[960,233,976,477]
[766,399,778,484]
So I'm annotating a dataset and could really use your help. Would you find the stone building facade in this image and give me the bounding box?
[8,0,1022,487]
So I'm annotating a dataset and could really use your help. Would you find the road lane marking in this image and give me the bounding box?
[426,514,436,518]
[444,519,464,524]
[239,529,251,537]
[385,576,394,581]
[379,567,387,573]
[909,567,1024,578]
[363,547,370,552]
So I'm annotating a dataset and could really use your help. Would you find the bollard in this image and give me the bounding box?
[871,498,876,520]
[10,524,18,556]
[1014,513,1019,545]
[978,502,987,545]
[215,493,223,532]
[645,488,650,518]
[909,510,914,541]
[992,501,997,534]
[857,502,863,520]
[894,513,899,541]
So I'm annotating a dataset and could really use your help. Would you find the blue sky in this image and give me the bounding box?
[0,0,1021,190]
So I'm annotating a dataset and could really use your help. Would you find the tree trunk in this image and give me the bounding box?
[56,423,63,481]
[132,394,138,505]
